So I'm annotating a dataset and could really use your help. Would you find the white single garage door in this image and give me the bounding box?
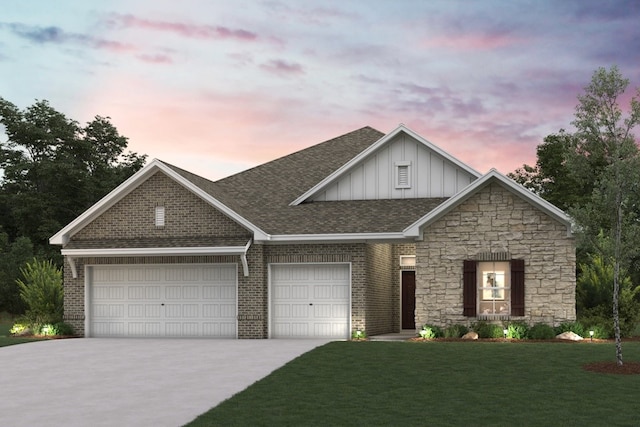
[271,264,350,339]
[90,264,237,338]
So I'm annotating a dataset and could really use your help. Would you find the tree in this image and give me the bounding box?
[0,231,34,313]
[0,98,146,257]
[568,66,640,366]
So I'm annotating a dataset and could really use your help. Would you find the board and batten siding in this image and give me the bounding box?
[311,133,476,201]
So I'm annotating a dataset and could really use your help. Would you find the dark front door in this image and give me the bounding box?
[402,270,416,329]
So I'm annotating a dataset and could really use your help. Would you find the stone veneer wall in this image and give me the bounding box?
[415,183,576,328]
[364,243,394,335]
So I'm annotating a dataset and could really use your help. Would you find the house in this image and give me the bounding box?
[50,125,576,339]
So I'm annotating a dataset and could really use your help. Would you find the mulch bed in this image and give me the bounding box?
[583,361,640,375]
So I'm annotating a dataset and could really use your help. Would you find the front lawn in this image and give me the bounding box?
[186,341,640,427]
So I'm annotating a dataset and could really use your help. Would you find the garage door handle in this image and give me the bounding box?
[161,303,165,306]
[309,303,313,306]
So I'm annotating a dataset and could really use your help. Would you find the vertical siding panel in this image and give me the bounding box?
[378,147,390,198]
[430,155,444,197]
[364,156,377,199]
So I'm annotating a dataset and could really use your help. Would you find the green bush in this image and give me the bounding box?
[420,324,443,339]
[579,315,613,339]
[473,322,504,338]
[527,323,556,340]
[37,322,75,336]
[17,259,63,326]
[9,322,31,336]
[444,324,469,338]
[504,321,528,339]
[351,330,367,340]
[555,321,585,338]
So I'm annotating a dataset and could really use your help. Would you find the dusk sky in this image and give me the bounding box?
[2,1,639,180]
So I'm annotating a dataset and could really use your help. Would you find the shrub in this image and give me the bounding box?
[579,315,613,339]
[52,322,75,336]
[473,321,504,339]
[9,322,31,336]
[527,323,556,340]
[444,324,469,338]
[504,321,528,339]
[555,321,585,338]
[351,330,367,340]
[420,324,443,339]
[17,259,63,326]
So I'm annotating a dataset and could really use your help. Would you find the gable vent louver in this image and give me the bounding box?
[395,162,411,189]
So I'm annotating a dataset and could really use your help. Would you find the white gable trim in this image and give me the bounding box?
[403,169,574,238]
[290,124,482,206]
[49,159,269,245]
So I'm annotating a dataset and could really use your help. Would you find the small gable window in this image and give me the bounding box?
[395,161,411,189]
[155,206,165,227]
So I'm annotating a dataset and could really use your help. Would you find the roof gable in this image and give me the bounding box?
[291,124,481,205]
[403,169,574,238]
[50,159,268,245]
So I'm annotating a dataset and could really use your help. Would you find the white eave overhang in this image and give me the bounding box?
[256,232,409,244]
[62,239,253,278]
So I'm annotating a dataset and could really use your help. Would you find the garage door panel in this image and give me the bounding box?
[271,264,349,339]
[90,264,236,338]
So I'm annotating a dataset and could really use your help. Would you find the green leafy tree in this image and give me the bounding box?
[0,98,147,256]
[568,66,640,365]
[0,231,34,313]
[577,254,640,337]
[17,258,63,326]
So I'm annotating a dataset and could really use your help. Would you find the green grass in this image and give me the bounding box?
[0,319,44,347]
[186,341,640,427]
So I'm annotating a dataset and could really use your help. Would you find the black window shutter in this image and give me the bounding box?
[511,259,525,316]
[463,260,477,317]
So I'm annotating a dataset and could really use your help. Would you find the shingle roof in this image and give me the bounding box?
[162,126,449,235]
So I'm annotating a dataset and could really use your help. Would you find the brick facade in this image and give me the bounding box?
[61,171,575,339]
[415,183,576,329]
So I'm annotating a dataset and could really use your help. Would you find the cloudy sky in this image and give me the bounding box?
[1,0,639,180]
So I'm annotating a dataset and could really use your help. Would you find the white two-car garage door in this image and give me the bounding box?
[89,264,236,338]
[271,264,350,339]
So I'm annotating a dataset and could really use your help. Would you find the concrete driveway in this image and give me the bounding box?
[0,338,330,427]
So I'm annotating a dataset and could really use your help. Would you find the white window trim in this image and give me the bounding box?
[477,261,511,317]
[394,161,411,189]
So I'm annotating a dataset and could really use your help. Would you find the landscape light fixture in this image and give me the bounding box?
[419,329,428,339]
[589,330,594,342]
[503,328,509,339]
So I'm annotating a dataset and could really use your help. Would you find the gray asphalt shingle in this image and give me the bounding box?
[162,126,449,235]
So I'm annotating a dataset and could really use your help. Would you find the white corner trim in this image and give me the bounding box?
[403,169,573,237]
[290,124,482,206]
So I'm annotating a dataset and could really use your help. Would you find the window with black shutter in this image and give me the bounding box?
[462,259,525,317]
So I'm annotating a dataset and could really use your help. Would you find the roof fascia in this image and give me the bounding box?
[403,169,573,238]
[290,124,482,206]
[50,159,268,245]
[257,232,408,244]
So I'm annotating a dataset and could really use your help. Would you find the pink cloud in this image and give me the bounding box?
[106,14,258,41]
[136,53,173,64]
[260,59,304,76]
[422,33,520,51]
